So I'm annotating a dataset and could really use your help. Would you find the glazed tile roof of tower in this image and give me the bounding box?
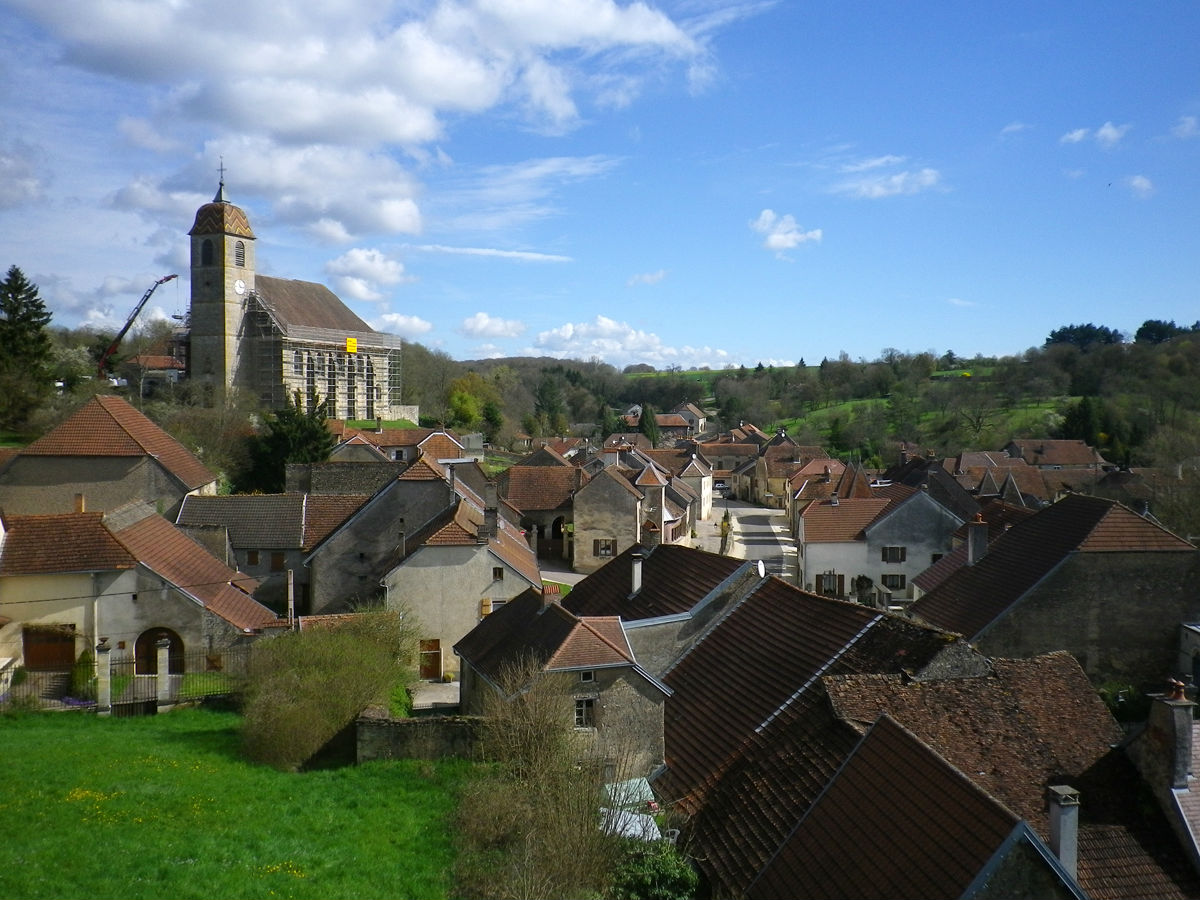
[20,395,215,491]
[188,182,255,238]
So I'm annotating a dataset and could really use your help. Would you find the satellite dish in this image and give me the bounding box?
[757,560,766,578]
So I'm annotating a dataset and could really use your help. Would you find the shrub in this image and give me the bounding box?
[610,838,698,900]
[69,649,96,701]
[241,610,416,770]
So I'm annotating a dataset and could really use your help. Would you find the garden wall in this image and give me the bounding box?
[357,713,482,762]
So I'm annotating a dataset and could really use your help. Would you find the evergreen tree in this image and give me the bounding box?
[239,391,336,492]
[0,265,54,430]
[639,402,661,446]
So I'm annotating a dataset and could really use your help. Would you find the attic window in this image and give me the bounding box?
[594,539,616,558]
[234,240,245,267]
[579,670,595,683]
[492,567,504,581]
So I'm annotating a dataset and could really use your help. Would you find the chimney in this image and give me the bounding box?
[480,483,498,544]
[631,550,644,595]
[1132,682,1196,793]
[74,493,86,513]
[375,416,383,433]
[1048,785,1080,879]
[447,464,456,493]
[823,465,831,483]
[830,492,839,507]
[900,447,909,467]
[541,582,561,609]
[966,514,988,565]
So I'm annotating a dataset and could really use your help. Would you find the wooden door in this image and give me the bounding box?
[419,639,441,680]
[23,626,76,670]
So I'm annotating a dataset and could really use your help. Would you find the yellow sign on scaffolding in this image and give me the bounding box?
[346,337,357,353]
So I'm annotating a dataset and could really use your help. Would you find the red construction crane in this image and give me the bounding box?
[97,274,178,379]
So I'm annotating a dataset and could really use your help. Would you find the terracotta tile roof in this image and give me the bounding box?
[748,715,1022,900]
[113,515,278,632]
[800,498,891,541]
[545,616,635,670]
[1000,464,1052,501]
[126,353,185,370]
[564,544,747,620]
[397,456,446,481]
[500,466,586,512]
[21,395,215,490]
[911,495,1196,639]
[254,275,374,333]
[303,494,371,549]
[602,433,653,450]
[0,512,135,575]
[491,518,542,588]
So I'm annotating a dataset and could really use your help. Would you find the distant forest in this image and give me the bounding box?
[398,319,1200,466]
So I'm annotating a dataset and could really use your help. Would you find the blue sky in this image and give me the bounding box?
[1,1,1197,369]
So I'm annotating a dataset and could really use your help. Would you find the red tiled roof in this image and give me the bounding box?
[1007,438,1109,468]
[501,466,586,512]
[113,515,277,632]
[21,395,215,490]
[800,498,891,541]
[397,457,446,481]
[0,512,135,575]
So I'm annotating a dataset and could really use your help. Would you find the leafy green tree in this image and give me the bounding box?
[1135,319,1191,345]
[0,265,54,430]
[238,391,335,492]
[1045,322,1124,350]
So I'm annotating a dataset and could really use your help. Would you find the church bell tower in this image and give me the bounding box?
[187,180,256,401]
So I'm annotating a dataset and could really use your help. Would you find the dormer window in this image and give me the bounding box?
[234,240,246,267]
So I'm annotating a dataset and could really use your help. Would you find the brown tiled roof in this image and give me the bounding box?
[1006,439,1110,468]
[500,466,586,512]
[113,515,277,632]
[455,589,639,681]
[303,495,371,549]
[822,654,1199,900]
[800,498,891,541]
[397,457,446,481]
[254,275,373,333]
[563,544,746,620]
[697,441,758,457]
[176,493,369,552]
[602,433,652,450]
[21,395,215,490]
[748,715,1021,900]
[1000,465,1052,502]
[125,353,185,370]
[0,512,135,575]
[911,494,1196,639]
[664,589,964,895]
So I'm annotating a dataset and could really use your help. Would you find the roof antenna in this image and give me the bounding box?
[214,157,226,202]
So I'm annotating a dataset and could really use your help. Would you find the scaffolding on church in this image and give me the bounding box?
[244,292,405,420]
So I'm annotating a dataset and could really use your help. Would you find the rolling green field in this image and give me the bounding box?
[1,708,472,900]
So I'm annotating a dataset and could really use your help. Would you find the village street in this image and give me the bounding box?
[722,498,796,582]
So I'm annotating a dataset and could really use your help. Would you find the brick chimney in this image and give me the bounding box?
[966,514,988,566]
[630,550,644,595]
[1047,785,1080,879]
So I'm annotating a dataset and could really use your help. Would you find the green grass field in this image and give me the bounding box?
[1,708,472,900]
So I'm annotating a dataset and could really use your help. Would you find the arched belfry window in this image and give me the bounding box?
[201,239,214,266]
[234,240,246,267]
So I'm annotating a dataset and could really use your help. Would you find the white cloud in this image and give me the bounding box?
[947,297,976,307]
[1171,115,1198,139]
[750,210,821,255]
[531,314,732,368]
[412,244,571,262]
[834,168,941,199]
[1060,128,1090,144]
[627,269,666,286]
[373,313,433,337]
[1127,174,1154,198]
[1000,121,1030,136]
[117,117,182,153]
[1095,121,1130,148]
[0,143,45,208]
[459,312,526,339]
[841,155,906,173]
[325,248,410,301]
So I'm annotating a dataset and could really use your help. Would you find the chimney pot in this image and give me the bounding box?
[1048,785,1080,879]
